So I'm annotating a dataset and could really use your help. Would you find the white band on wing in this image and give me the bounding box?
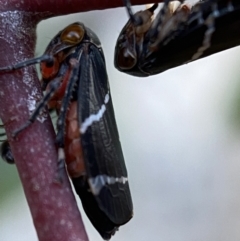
[89,174,128,195]
[80,91,110,134]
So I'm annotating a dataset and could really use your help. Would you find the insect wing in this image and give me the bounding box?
[115,0,240,76]
[196,0,240,58]
[72,44,133,239]
[140,0,240,75]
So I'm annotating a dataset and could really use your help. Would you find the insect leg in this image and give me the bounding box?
[13,77,61,138]
[148,0,180,39]
[123,0,158,25]
[55,59,80,177]
[0,55,54,73]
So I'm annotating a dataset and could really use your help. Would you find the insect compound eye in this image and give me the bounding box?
[116,43,137,70]
[115,24,138,70]
[115,5,156,71]
[60,23,85,45]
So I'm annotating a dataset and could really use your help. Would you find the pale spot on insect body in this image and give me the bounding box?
[104,91,110,103]
[58,147,65,161]
[89,174,128,196]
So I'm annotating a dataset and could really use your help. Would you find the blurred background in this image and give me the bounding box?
[1,1,240,241]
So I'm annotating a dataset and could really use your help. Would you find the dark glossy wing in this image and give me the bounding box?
[72,43,133,240]
[141,0,240,75]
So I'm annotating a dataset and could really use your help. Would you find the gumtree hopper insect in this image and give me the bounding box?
[0,22,133,240]
[114,0,240,76]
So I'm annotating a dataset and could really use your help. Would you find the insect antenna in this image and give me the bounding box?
[0,55,54,73]
[123,0,139,24]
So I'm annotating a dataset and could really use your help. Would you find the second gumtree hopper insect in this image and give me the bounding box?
[114,0,240,76]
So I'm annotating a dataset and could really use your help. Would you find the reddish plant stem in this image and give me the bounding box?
[0,0,162,13]
[0,12,88,241]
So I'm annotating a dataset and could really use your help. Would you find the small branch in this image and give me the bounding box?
[0,0,162,13]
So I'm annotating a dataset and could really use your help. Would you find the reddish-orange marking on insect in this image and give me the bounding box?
[47,66,72,110]
[40,58,59,80]
[44,59,86,178]
[64,101,86,178]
